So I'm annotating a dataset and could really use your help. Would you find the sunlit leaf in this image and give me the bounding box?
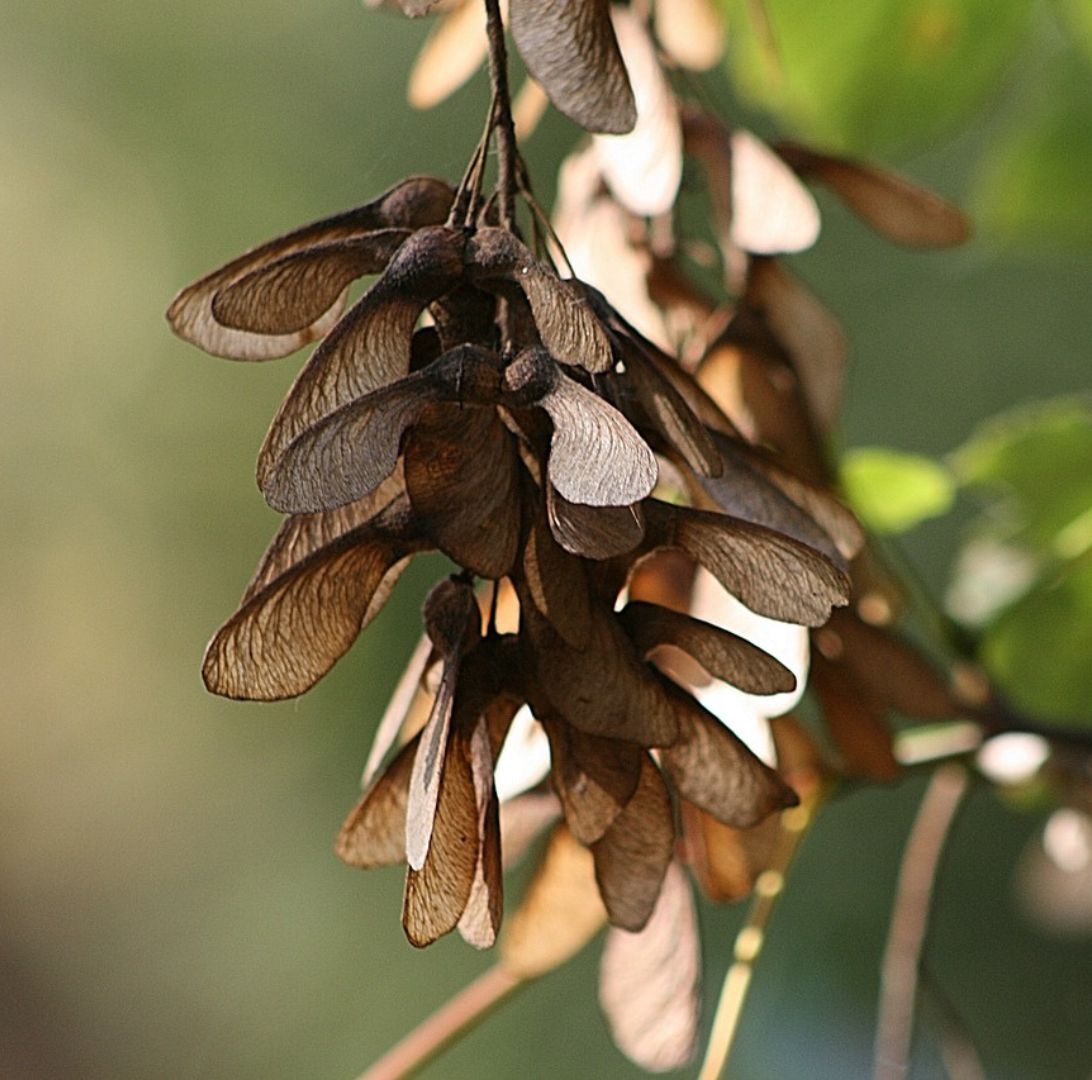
[981,555,1092,727]
[720,0,1037,154]
[952,398,1092,553]
[841,446,955,534]
[973,64,1092,246]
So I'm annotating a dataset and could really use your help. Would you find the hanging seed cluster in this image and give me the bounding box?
[170,0,966,1005]
[168,166,854,943]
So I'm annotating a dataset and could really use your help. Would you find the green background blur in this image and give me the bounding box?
[2,2,1089,1077]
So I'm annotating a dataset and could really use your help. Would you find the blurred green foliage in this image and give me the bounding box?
[720,0,1092,242]
[841,447,956,533]
[951,400,1092,722]
[1,2,1090,1079]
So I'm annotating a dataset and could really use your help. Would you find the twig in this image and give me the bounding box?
[450,94,498,228]
[698,789,823,1080]
[873,763,969,1080]
[483,0,517,232]
[356,964,525,1080]
[919,965,986,1080]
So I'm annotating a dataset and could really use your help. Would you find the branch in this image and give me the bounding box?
[356,965,525,1080]
[483,0,517,232]
[873,763,969,1080]
[698,788,823,1080]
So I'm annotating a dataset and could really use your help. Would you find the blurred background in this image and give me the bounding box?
[2,1,1089,1077]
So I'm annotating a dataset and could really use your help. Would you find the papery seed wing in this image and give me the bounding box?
[620,601,796,695]
[521,507,592,648]
[776,142,970,249]
[593,6,682,217]
[521,597,679,746]
[721,439,864,560]
[240,470,406,604]
[599,861,700,1071]
[659,679,798,829]
[654,0,723,70]
[546,484,645,558]
[508,0,636,135]
[746,259,846,433]
[810,654,900,781]
[644,500,850,627]
[540,372,658,507]
[405,661,457,869]
[618,339,721,476]
[211,230,410,335]
[728,129,821,255]
[680,800,779,903]
[501,825,606,978]
[262,373,434,514]
[408,0,488,109]
[821,612,955,718]
[167,176,453,359]
[256,226,465,488]
[682,112,819,261]
[404,406,521,578]
[698,435,850,569]
[591,755,674,931]
[457,718,504,949]
[467,228,614,373]
[337,736,418,868]
[361,632,436,788]
[553,147,673,348]
[544,720,643,844]
[202,499,428,701]
[403,730,480,947]
[405,579,482,870]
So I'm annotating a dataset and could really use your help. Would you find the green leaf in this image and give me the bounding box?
[840,447,955,534]
[972,62,1092,245]
[981,554,1092,726]
[952,398,1092,553]
[1056,0,1092,66]
[718,0,1037,153]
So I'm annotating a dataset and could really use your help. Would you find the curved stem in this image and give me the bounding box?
[698,787,824,1080]
[873,763,969,1080]
[356,965,525,1080]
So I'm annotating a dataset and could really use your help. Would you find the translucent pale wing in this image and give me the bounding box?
[508,0,636,134]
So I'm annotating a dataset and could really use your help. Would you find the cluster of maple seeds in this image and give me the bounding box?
[170,0,971,1068]
[169,165,861,944]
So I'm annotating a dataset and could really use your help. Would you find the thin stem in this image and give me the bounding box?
[483,0,517,231]
[516,159,574,277]
[873,763,969,1080]
[356,965,525,1080]
[698,788,824,1080]
[450,93,498,228]
[919,966,986,1080]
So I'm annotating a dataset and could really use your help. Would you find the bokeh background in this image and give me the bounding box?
[2,1,1089,1077]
